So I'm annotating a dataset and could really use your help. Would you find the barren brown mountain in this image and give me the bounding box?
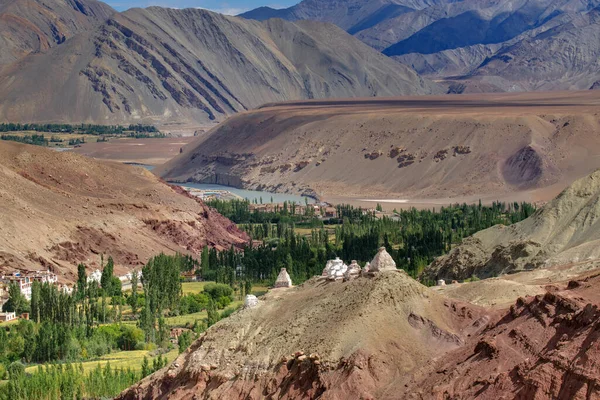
[0,0,114,66]
[243,0,600,93]
[0,5,437,126]
[155,90,600,205]
[0,141,247,282]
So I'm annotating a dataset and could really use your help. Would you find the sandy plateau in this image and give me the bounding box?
[72,137,197,166]
[157,91,600,208]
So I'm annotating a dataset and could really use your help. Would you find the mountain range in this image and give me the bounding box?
[0,0,437,126]
[241,0,600,92]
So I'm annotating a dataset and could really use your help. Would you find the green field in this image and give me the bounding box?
[0,318,19,327]
[24,349,178,375]
[181,281,270,297]
[181,281,212,294]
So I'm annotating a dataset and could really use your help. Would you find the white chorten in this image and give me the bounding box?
[344,260,361,281]
[244,294,259,308]
[325,257,348,281]
[362,262,371,275]
[274,268,292,288]
[369,247,396,272]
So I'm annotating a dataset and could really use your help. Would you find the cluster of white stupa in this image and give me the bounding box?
[321,247,397,281]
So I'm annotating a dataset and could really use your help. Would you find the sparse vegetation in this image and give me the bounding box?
[0,123,165,148]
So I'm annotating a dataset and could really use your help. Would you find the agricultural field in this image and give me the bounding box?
[24,349,178,375]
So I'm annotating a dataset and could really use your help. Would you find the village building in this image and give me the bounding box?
[274,268,292,288]
[87,269,102,283]
[1,273,33,300]
[323,207,338,219]
[30,269,58,285]
[1,270,59,300]
[0,312,16,322]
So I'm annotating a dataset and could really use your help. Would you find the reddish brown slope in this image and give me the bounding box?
[405,275,600,399]
[0,141,247,281]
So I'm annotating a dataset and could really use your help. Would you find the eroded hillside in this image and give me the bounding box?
[425,168,600,281]
[117,270,490,399]
[0,6,437,125]
[155,91,600,204]
[0,141,247,281]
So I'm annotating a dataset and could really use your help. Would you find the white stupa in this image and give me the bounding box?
[369,247,397,272]
[244,294,259,308]
[344,260,361,281]
[274,268,292,288]
[324,257,348,281]
[362,262,371,275]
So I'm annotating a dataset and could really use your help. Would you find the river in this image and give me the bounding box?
[129,163,316,204]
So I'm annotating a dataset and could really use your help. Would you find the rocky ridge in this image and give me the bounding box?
[425,168,600,281]
[0,3,438,125]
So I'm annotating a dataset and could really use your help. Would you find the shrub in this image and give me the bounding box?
[7,361,25,380]
[203,283,233,302]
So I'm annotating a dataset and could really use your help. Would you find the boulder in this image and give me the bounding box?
[370,247,397,272]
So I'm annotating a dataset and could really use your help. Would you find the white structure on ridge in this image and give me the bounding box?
[244,294,259,308]
[274,268,292,288]
[369,247,397,272]
[362,262,371,275]
[344,260,361,281]
[323,257,348,281]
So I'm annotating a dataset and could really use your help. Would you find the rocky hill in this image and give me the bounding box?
[0,4,438,126]
[154,90,600,204]
[117,270,489,399]
[242,0,600,93]
[425,168,600,281]
[0,141,247,281]
[0,0,114,66]
[117,266,600,399]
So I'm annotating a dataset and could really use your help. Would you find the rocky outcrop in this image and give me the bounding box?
[405,276,600,399]
[424,169,600,281]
